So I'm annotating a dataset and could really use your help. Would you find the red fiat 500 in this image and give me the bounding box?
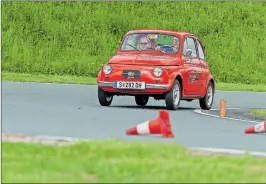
[97,29,215,110]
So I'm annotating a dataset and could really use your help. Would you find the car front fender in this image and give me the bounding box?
[167,71,183,91]
[96,70,102,83]
[208,76,215,91]
[203,76,215,95]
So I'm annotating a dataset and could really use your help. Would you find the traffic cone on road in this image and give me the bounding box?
[126,110,174,138]
[245,121,266,134]
[220,99,226,118]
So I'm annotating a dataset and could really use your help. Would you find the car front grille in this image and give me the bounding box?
[122,70,141,79]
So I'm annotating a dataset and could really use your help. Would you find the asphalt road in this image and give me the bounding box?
[2,81,266,152]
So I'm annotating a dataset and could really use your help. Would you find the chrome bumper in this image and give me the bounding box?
[98,81,169,90]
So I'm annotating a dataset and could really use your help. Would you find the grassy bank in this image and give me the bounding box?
[2,140,266,183]
[250,109,266,117]
[3,72,266,92]
[2,2,266,85]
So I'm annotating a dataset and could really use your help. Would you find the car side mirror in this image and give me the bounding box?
[184,49,192,57]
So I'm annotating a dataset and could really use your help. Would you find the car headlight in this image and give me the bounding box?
[153,67,163,77]
[103,64,112,75]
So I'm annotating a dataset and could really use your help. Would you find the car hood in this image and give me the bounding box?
[108,54,181,66]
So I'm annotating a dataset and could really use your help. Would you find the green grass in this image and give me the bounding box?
[2,140,266,183]
[2,72,96,85]
[2,2,266,85]
[249,109,266,117]
[3,72,266,92]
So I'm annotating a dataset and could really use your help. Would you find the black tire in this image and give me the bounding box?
[199,81,214,110]
[135,95,149,106]
[98,87,113,106]
[165,79,181,110]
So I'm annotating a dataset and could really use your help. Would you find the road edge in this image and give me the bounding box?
[193,109,262,124]
[2,134,266,158]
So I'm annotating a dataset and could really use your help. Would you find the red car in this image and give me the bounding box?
[97,29,215,110]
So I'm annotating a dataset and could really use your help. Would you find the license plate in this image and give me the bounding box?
[114,81,145,89]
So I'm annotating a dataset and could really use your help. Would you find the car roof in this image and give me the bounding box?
[125,28,199,38]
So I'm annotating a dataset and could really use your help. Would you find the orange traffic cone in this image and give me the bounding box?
[126,110,174,138]
[245,121,266,134]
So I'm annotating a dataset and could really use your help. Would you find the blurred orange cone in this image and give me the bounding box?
[126,110,174,138]
[245,121,266,134]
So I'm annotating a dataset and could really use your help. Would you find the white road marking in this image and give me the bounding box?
[189,147,266,158]
[209,107,242,111]
[215,89,266,94]
[194,109,262,124]
[34,135,78,141]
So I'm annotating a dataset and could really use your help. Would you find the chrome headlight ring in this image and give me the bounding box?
[153,67,163,77]
[103,64,112,75]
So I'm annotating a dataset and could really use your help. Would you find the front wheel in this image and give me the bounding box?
[98,87,113,106]
[165,80,181,110]
[199,82,214,110]
[135,95,149,106]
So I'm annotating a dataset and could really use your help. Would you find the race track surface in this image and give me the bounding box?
[2,82,266,152]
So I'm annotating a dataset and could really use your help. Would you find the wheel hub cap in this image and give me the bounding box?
[173,85,180,105]
[106,94,112,102]
[207,86,213,106]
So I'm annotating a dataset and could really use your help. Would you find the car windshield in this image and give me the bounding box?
[120,33,180,53]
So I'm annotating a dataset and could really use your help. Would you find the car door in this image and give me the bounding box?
[182,37,202,96]
[196,39,209,92]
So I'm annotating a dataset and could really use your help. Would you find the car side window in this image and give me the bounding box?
[184,37,197,57]
[196,40,205,60]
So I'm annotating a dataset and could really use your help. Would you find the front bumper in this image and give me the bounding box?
[98,81,169,90]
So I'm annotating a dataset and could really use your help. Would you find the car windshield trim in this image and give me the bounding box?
[119,32,180,54]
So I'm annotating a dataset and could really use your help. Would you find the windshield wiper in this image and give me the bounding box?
[126,44,141,51]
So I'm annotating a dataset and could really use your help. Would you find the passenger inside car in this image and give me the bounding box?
[155,36,179,53]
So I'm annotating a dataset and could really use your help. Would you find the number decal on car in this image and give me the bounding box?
[188,71,199,84]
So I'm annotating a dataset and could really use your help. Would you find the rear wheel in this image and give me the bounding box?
[135,95,149,106]
[199,81,214,110]
[98,87,113,106]
[165,79,181,110]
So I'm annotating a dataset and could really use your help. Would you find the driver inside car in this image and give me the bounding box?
[138,37,152,50]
